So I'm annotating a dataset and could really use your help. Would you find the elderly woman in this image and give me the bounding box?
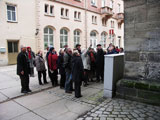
[35,51,48,85]
[81,47,91,87]
[58,49,66,89]
[27,47,35,77]
[72,50,84,98]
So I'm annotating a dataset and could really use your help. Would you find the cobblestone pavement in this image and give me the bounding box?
[77,98,160,120]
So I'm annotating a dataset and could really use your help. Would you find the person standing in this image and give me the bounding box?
[35,51,48,85]
[26,47,35,77]
[48,47,58,87]
[17,46,32,93]
[46,47,51,80]
[88,48,96,82]
[96,44,105,83]
[75,44,82,54]
[72,50,84,98]
[81,47,91,86]
[64,48,73,93]
[58,49,66,89]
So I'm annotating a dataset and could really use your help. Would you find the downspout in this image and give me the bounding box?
[85,0,88,49]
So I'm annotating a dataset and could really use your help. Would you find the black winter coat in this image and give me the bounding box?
[96,49,105,71]
[17,52,30,76]
[72,56,84,83]
[58,54,65,75]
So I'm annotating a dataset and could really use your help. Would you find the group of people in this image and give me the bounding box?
[17,43,123,98]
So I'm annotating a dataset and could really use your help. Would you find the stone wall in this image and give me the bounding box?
[124,0,160,82]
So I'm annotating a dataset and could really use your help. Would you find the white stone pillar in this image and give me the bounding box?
[104,53,124,98]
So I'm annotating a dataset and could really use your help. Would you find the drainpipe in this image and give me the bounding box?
[85,0,88,49]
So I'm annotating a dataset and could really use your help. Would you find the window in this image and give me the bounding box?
[74,11,77,19]
[118,23,121,29]
[101,32,107,48]
[111,21,114,28]
[74,30,80,47]
[102,0,105,7]
[74,11,81,21]
[91,0,96,6]
[90,31,97,49]
[78,12,81,20]
[60,29,68,48]
[8,41,18,53]
[110,0,114,9]
[61,8,64,16]
[44,27,54,49]
[45,4,49,13]
[50,6,54,15]
[61,8,69,19]
[92,16,97,24]
[118,4,121,13]
[7,5,16,22]
[102,18,107,26]
[65,9,69,18]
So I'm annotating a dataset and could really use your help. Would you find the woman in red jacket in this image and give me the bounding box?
[48,47,58,86]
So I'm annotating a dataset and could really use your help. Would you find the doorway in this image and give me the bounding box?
[7,41,19,64]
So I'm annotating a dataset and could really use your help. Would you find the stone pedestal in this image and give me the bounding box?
[103,53,124,98]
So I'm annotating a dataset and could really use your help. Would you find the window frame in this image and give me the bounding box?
[44,27,54,50]
[101,32,107,48]
[6,4,17,22]
[74,30,81,47]
[60,29,68,48]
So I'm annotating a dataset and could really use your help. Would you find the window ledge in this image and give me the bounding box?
[74,0,81,2]
[7,20,18,23]
[44,13,55,17]
[102,25,107,27]
[92,23,97,25]
[91,5,97,8]
[74,19,81,22]
[61,16,69,20]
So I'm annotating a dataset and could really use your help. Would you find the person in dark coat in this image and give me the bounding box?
[64,48,73,93]
[17,45,32,93]
[96,44,105,82]
[88,48,96,82]
[72,50,84,98]
[58,49,66,89]
[75,44,82,55]
[48,47,58,87]
[35,50,48,85]
[46,47,52,80]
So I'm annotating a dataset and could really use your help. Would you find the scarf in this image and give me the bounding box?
[28,51,32,59]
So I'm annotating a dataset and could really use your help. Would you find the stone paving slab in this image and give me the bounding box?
[11,112,45,120]
[0,93,8,102]
[33,99,92,120]
[14,91,62,110]
[0,101,29,120]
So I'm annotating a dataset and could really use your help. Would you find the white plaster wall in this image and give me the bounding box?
[0,0,36,65]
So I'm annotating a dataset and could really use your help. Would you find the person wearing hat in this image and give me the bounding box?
[48,47,58,86]
[17,45,32,93]
[96,44,105,83]
[72,50,84,98]
[75,44,82,54]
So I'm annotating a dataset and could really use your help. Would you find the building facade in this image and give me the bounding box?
[0,0,124,65]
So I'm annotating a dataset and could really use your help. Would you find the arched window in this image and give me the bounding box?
[101,32,107,48]
[74,30,80,47]
[60,29,68,48]
[44,27,54,49]
[90,31,97,49]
